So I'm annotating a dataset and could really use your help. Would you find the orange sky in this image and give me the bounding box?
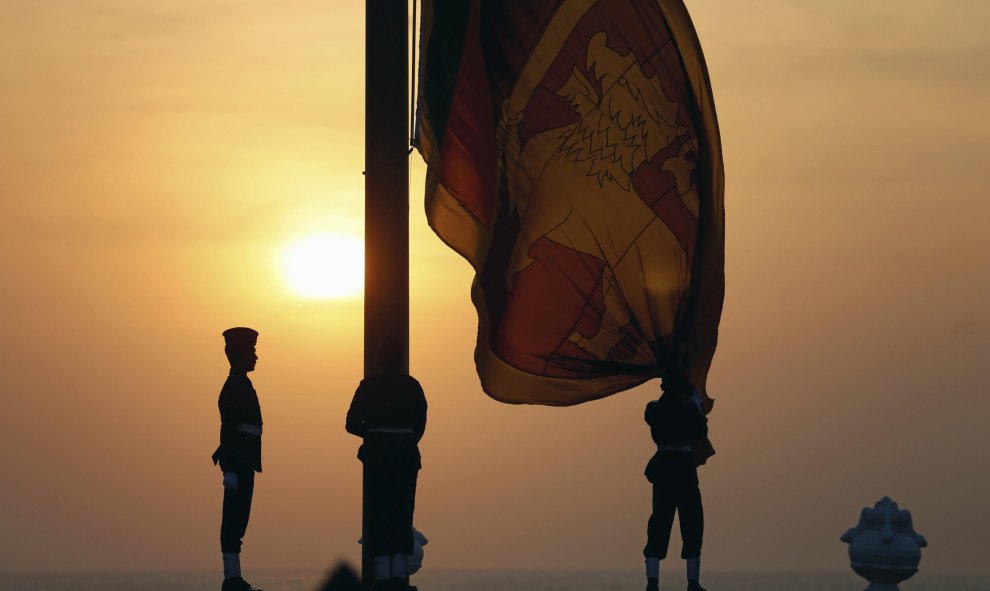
[1,0,989,576]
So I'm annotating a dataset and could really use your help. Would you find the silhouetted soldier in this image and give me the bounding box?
[346,344,427,591]
[643,378,709,591]
[212,327,264,591]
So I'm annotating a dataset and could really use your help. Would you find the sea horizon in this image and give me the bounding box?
[1,568,987,591]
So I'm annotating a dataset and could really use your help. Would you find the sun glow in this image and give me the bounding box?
[281,233,364,299]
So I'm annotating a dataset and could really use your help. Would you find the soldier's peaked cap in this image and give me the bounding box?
[223,327,259,347]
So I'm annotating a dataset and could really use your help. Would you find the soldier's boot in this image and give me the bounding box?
[221,576,262,591]
[685,556,703,591]
[645,556,660,590]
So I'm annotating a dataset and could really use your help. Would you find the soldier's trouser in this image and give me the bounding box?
[644,454,703,559]
[221,470,255,554]
[365,461,418,556]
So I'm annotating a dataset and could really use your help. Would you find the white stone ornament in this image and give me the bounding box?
[841,497,928,591]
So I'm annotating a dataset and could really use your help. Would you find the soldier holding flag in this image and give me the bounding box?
[643,377,709,591]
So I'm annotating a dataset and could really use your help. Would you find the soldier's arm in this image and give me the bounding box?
[692,402,709,441]
[218,386,249,471]
[345,381,370,437]
[644,400,659,425]
[408,377,427,442]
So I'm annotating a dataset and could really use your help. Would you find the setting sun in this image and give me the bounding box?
[281,232,364,299]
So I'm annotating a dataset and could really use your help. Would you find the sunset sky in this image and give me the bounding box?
[1,0,989,576]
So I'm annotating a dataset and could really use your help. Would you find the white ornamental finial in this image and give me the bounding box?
[841,497,928,590]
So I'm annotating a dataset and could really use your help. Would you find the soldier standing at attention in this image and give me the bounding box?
[212,327,264,591]
[643,378,709,591]
[346,343,427,591]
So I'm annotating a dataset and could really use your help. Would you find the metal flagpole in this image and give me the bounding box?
[363,0,409,586]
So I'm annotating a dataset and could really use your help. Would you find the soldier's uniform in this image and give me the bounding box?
[346,372,427,589]
[213,371,263,551]
[643,387,708,591]
[213,327,263,591]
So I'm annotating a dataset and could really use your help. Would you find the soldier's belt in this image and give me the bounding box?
[238,424,262,436]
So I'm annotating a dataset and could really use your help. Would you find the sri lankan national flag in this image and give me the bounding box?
[417,1,724,413]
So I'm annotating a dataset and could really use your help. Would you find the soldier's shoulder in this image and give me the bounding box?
[220,374,252,393]
[401,374,424,388]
